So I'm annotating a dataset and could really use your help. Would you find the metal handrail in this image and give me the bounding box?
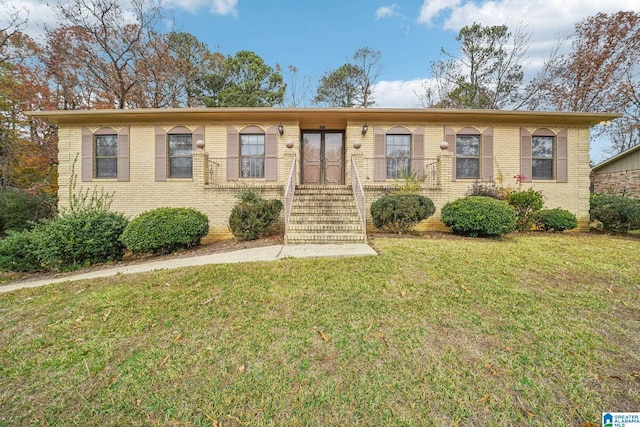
[208,159,220,184]
[284,156,297,235]
[358,157,439,187]
[351,156,367,244]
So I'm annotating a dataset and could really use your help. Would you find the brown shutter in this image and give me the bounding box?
[520,128,532,183]
[117,127,130,182]
[556,128,568,183]
[481,127,494,182]
[227,126,239,181]
[265,126,278,181]
[155,126,167,182]
[81,127,93,182]
[373,126,386,182]
[444,127,456,181]
[411,127,425,177]
[193,126,204,150]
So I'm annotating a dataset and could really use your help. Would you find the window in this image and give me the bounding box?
[456,134,480,179]
[532,136,554,179]
[168,133,193,178]
[386,134,411,179]
[240,134,265,178]
[95,134,118,178]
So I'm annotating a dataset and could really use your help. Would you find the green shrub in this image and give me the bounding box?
[535,208,578,232]
[507,188,544,232]
[121,208,209,254]
[370,194,436,234]
[36,211,129,271]
[590,193,640,233]
[228,191,283,241]
[441,196,517,237]
[0,230,42,272]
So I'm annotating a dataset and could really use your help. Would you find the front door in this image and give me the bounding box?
[301,131,344,185]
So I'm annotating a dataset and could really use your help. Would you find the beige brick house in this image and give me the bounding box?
[29,108,619,242]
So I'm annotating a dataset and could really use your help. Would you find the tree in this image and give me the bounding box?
[421,23,529,109]
[47,0,164,109]
[314,47,382,107]
[0,30,58,227]
[279,64,312,107]
[167,32,224,107]
[201,50,285,107]
[314,63,364,107]
[528,12,640,154]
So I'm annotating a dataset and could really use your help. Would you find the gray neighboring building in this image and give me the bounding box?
[592,144,640,196]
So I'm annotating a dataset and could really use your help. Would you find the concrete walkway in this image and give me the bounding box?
[0,244,377,293]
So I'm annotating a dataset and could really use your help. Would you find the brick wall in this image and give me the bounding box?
[593,170,640,196]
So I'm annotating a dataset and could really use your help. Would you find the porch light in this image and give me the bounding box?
[362,123,368,135]
[278,123,284,135]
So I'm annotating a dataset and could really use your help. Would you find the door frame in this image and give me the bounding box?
[300,130,345,185]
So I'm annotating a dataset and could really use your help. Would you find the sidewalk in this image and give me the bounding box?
[0,244,377,293]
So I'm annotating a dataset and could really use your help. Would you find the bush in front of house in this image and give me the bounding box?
[535,208,578,232]
[228,189,283,240]
[0,229,42,272]
[121,207,209,254]
[36,210,129,271]
[507,188,544,232]
[590,193,640,233]
[370,194,436,234]
[0,210,128,272]
[441,196,517,237]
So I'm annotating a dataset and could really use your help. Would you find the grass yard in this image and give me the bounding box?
[1,233,639,426]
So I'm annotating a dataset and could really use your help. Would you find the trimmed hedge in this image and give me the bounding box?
[228,191,283,241]
[441,196,517,237]
[0,210,128,272]
[535,208,578,232]
[36,211,129,271]
[121,208,209,254]
[0,230,42,272]
[370,194,436,234]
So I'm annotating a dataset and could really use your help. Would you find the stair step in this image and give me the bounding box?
[286,185,366,244]
[288,215,361,225]
[292,202,357,210]
[286,233,366,244]
[287,223,363,233]
[294,194,355,201]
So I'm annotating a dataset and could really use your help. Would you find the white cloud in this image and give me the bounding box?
[165,0,237,15]
[373,79,433,108]
[375,3,399,20]
[417,0,461,26]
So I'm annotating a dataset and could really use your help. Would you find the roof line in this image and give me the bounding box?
[592,143,640,171]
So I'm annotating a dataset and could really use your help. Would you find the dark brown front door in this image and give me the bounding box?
[302,131,344,185]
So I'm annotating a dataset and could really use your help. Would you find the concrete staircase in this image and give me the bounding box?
[285,185,366,244]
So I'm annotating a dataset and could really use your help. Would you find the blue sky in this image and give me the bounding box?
[4,0,640,160]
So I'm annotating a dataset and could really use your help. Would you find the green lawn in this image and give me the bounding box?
[1,234,639,426]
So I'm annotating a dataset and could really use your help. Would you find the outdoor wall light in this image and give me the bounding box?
[278,123,284,135]
[362,123,369,135]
